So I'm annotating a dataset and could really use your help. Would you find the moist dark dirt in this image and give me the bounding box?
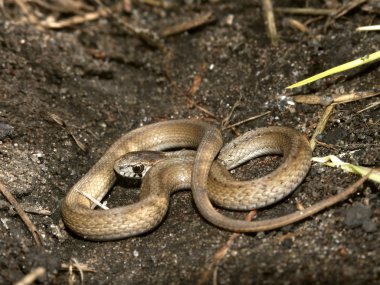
[0,1,379,284]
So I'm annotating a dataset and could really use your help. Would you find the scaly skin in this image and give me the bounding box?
[61,120,311,240]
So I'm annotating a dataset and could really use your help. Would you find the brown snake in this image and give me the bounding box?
[61,119,311,240]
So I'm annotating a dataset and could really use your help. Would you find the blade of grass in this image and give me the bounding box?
[356,25,380,31]
[287,50,380,89]
[312,155,380,183]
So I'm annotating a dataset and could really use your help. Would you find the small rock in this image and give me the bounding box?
[362,220,378,233]
[0,123,14,140]
[343,203,372,228]
[256,232,266,239]
[31,151,45,164]
[281,238,293,249]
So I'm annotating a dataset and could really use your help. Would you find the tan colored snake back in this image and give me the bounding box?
[191,126,312,232]
[61,119,311,240]
[61,120,221,240]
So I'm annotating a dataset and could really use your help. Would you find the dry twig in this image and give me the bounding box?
[222,111,271,130]
[221,95,243,129]
[94,0,163,49]
[197,211,256,285]
[62,258,96,285]
[40,9,108,29]
[310,105,335,151]
[182,64,217,118]
[285,18,310,33]
[262,0,279,45]
[45,111,88,152]
[293,91,380,106]
[315,140,340,151]
[13,0,39,24]
[325,0,367,29]
[15,267,46,285]
[0,181,44,247]
[357,101,380,113]
[159,11,215,37]
[332,0,368,20]
[275,7,335,15]
[27,0,93,14]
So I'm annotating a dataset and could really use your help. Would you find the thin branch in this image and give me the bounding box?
[262,0,279,45]
[223,111,271,130]
[15,267,46,285]
[0,181,44,247]
[159,11,215,37]
[197,211,256,285]
[310,105,335,151]
[275,7,335,15]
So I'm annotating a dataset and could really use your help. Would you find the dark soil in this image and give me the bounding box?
[0,1,379,284]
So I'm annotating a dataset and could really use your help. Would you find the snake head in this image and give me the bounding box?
[114,151,166,179]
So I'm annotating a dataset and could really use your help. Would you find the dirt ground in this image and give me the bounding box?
[0,0,379,284]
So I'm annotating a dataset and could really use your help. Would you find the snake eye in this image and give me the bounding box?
[132,164,144,175]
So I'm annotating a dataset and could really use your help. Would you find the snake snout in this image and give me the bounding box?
[114,151,166,179]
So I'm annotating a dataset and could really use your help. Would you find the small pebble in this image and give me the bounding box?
[281,238,293,249]
[362,220,378,233]
[133,250,139,257]
[343,203,372,228]
[0,123,14,140]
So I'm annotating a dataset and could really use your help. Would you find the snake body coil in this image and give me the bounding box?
[61,119,311,240]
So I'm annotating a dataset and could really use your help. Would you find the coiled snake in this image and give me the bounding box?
[61,119,311,240]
